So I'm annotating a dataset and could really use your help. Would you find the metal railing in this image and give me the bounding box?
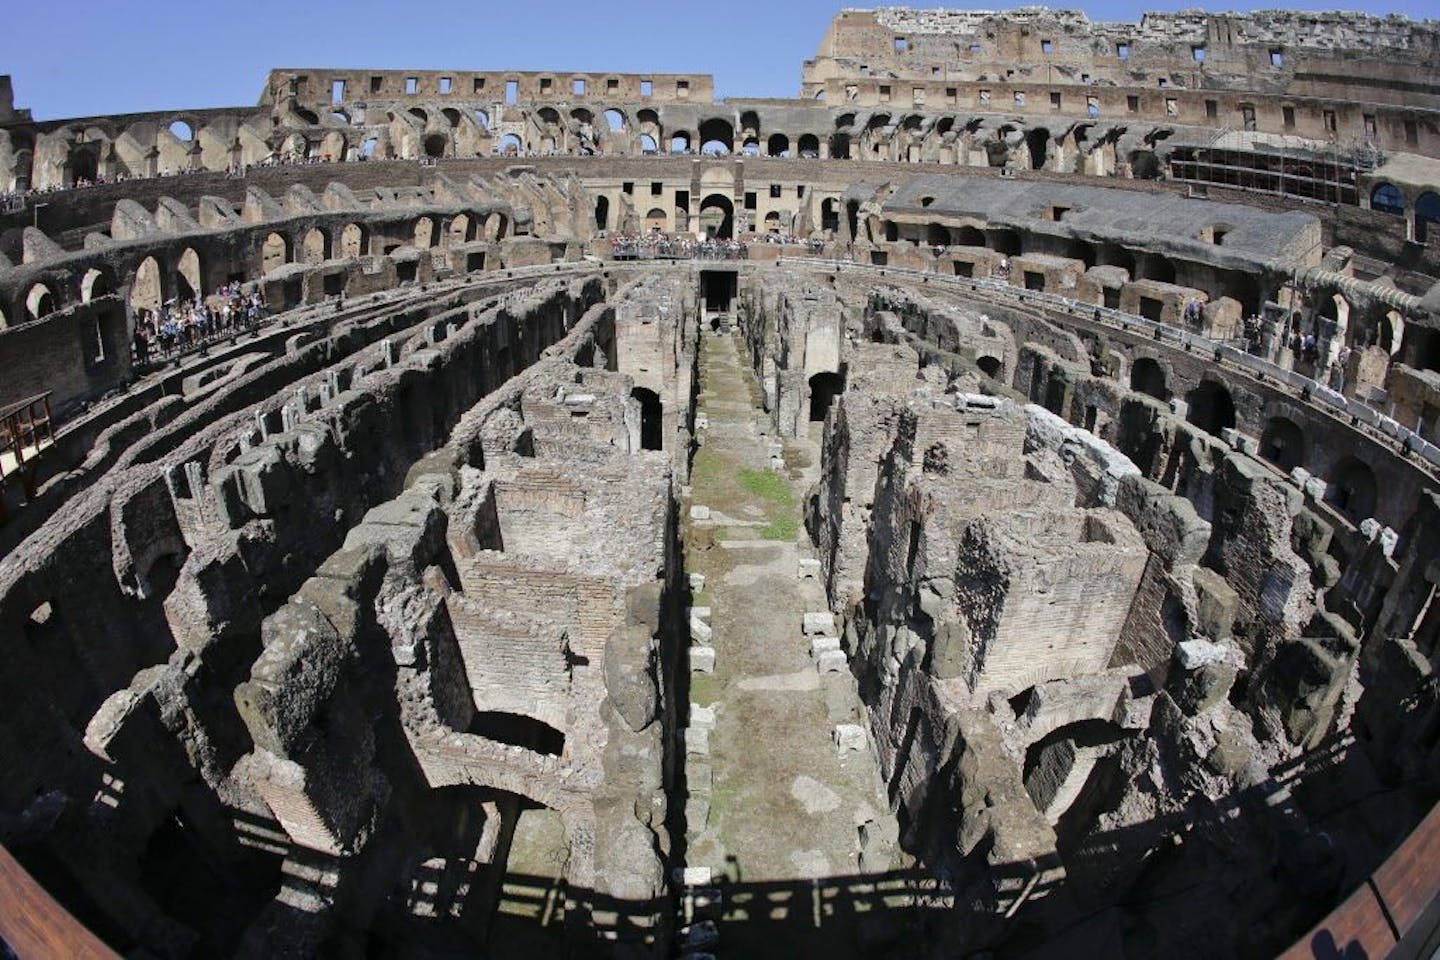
[778,257,1440,472]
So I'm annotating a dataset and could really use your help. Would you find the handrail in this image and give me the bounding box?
[0,843,119,959]
[776,257,1440,473]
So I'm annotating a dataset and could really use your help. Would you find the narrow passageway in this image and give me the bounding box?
[680,324,900,957]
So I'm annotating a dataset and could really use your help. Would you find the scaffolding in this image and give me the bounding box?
[1166,127,1385,208]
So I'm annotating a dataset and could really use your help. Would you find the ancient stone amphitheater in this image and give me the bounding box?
[0,7,1438,959]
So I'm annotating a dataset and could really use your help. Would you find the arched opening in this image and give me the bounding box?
[339,223,369,258]
[1026,127,1050,169]
[473,109,490,131]
[1129,149,1162,180]
[639,133,658,154]
[977,355,1003,380]
[631,387,663,451]
[645,207,667,233]
[1022,720,1127,828]
[167,120,194,142]
[496,133,522,156]
[81,268,114,303]
[467,711,565,757]
[699,117,734,155]
[69,149,98,185]
[808,371,845,422]
[604,109,626,132]
[1260,416,1305,471]
[1186,379,1236,435]
[301,227,330,264]
[1370,182,1405,216]
[449,213,478,244]
[988,228,1021,256]
[741,138,760,156]
[413,217,438,248]
[1139,254,1176,284]
[1130,357,1168,401]
[131,256,164,312]
[698,194,734,239]
[25,283,57,321]
[176,248,202,301]
[407,107,428,125]
[1415,192,1440,243]
[926,223,950,246]
[423,133,447,158]
[359,136,377,158]
[768,133,791,157]
[261,232,291,273]
[829,132,850,160]
[953,225,985,247]
[763,211,782,234]
[1326,457,1377,521]
[669,131,691,154]
[594,196,610,232]
[821,198,839,234]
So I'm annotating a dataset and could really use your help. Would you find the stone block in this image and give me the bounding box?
[694,413,709,430]
[683,726,710,757]
[803,611,836,636]
[810,636,842,658]
[672,866,713,886]
[816,650,848,673]
[689,572,706,593]
[690,647,715,674]
[798,558,822,579]
[690,505,712,521]
[833,724,866,752]
[690,703,717,729]
[1303,477,1327,502]
[690,617,714,645]
[688,606,712,623]
[1290,466,1311,487]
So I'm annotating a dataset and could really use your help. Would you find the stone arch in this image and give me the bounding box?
[604,109,626,133]
[69,147,99,185]
[798,133,820,157]
[639,133,658,154]
[1260,416,1305,471]
[175,248,203,301]
[423,133,448,158]
[450,213,478,244]
[1129,149,1162,180]
[953,225,985,246]
[339,222,369,258]
[763,211,782,233]
[669,131,692,154]
[1370,182,1405,216]
[698,194,734,239]
[496,133,522,156]
[130,256,165,312]
[828,131,850,160]
[413,216,439,249]
[645,207,667,233]
[1186,379,1236,435]
[768,133,791,157]
[594,196,610,232]
[80,266,116,303]
[1326,456,1377,521]
[1130,357,1168,401]
[698,118,733,155]
[301,227,331,264]
[741,138,760,157]
[468,711,565,757]
[926,223,950,246]
[25,282,58,322]
[1026,127,1050,169]
[1415,191,1440,243]
[261,232,292,273]
[977,355,1003,380]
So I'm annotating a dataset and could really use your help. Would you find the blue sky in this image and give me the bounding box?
[7,0,1432,119]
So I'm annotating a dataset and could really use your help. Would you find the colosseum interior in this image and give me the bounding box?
[0,7,1439,959]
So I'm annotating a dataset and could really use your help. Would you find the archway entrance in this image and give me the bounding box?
[1186,379,1236,435]
[808,371,845,422]
[1130,358,1168,401]
[698,194,734,239]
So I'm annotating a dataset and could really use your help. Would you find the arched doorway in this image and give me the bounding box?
[1260,416,1305,471]
[594,196,609,232]
[631,387,663,451]
[698,194,734,239]
[176,248,203,301]
[1326,457,1377,521]
[808,371,844,422]
[768,133,791,157]
[1370,183,1405,216]
[339,223,368,258]
[131,256,165,313]
[1415,192,1440,243]
[1186,379,1236,435]
[977,356,1003,380]
[1026,127,1050,169]
[423,133,448,159]
[261,232,290,273]
[1130,358,1168,400]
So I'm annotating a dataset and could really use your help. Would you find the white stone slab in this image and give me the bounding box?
[802,611,836,636]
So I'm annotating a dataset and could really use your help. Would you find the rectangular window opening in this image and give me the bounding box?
[1192,45,1206,62]
[573,78,586,95]
[1127,95,1139,113]
[640,79,653,97]
[405,77,418,95]
[1050,91,1062,110]
[1205,99,1218,119]
[474,77,486,93]
[439,76,452,94]
[895,37,909,53]
[1282,105,1295,129]
[1116,42,1131,59]
[331,80,345,104]
[651,181,663,196]
[505,80,518,104]
[1270,48,1283,67]
[1041,39,1053,54]
[370,75,383,94]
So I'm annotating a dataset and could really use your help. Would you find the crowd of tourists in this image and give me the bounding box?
[131,283,267,367]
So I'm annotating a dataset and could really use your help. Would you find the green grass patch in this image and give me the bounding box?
[760,515,800,541]
[689,672,724,706]
[738,468,793,505]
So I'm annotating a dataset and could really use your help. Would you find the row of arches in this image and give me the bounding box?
[1127,359,1380,521]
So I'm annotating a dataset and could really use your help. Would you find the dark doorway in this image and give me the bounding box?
[594,195,609,232]
[698,194,734,239]
[631,387,663,450]
[1130,358,1168,400]
[701,270,736,313]
[809,371,845,422]
[1186,379,1236,435]
[1326,457,1378,521]
[977,355,1002,379]
[1260,416,1305,471]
